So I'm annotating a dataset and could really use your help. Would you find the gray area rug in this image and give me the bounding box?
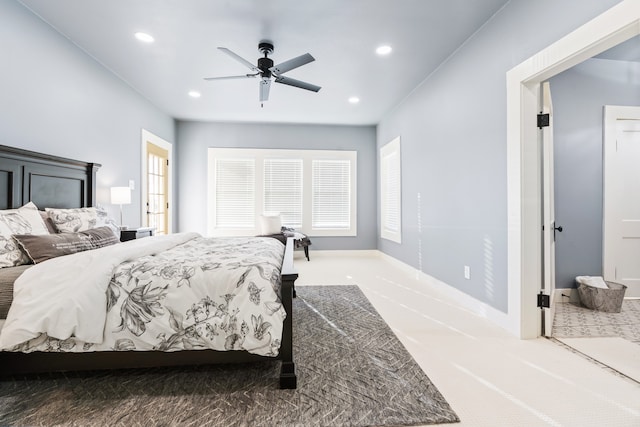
[0,285,459,426]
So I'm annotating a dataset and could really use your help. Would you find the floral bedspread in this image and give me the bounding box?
[6,236,286,357]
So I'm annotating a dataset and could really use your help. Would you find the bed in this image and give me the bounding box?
[0,144,298,389]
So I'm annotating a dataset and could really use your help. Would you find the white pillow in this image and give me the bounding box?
[0,202,50,268]
[45,206,119,236]
[259,214,282,235]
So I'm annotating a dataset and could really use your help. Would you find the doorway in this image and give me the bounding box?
[506,1,640,339]
[141,129,173,234]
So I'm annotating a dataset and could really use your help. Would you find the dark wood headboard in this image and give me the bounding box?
[0,145,100,210]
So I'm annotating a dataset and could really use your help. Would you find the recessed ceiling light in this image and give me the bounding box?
[376,45,392,55]
[348,96,360,104]
[134,32,154,43]
[188,91,201,98]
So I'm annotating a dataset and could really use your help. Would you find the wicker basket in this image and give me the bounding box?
[576,280,627,313]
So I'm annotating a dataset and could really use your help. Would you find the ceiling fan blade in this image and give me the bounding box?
[275,76,321,92]
[260,78,271,102]
[270,53,315,75]
[204,74,258,81]
[218,47,261,73]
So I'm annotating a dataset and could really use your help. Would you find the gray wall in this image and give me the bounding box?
[550,58,640,289]
[0,1,176,229]
[176,120,376,250]
[376,0,621,313]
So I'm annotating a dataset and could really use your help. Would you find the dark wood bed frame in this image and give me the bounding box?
[0,144,298,389]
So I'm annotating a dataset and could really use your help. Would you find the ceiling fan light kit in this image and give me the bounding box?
[204,41,321,106]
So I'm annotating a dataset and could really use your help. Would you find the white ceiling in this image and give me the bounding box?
[19,0,509,125]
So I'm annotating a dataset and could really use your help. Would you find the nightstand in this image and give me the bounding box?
[120,227,155,242]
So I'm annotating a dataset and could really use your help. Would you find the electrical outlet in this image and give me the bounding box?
[464,266,470,280]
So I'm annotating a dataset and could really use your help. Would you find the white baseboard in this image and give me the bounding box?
[303,249,379,258]
[375,251,514,335]
[555,288,579,303]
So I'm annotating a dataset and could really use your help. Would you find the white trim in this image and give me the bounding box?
[555,288,579,304]
[303,249,380,258]
[507,1,640,338]
[141,129,173,233]
[377,251,511,331]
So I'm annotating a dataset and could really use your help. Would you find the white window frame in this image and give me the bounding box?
[380,136,402,243]
[208,148,357,237]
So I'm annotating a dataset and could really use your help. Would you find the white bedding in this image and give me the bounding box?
[0,234,286,357]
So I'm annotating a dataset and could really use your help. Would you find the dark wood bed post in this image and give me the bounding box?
[279,237,298,389]
[86,163,100,207]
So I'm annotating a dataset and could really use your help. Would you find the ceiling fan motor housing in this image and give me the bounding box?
[258,42,274,78]
[258,57,274,78]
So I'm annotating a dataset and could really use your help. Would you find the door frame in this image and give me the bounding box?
[540,81,556,337]
[506,1,640,338]
[141,129,173,233]
[603,105,640,292]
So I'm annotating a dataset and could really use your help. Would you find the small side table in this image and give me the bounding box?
[120,227,155,242]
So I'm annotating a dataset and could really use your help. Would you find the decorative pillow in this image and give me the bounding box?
[13,226,120,264]
[259,214,282,235]
[39,211,58,234]
[45,206,119,236]
[0,202,50,268]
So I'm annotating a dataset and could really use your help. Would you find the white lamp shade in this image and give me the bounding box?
[110,186,131,205]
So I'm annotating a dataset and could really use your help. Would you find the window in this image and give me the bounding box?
[208,148,356,237]
[264,159,303,228]
[312,159,351,229]
[380,136,401,243]
[214,158,255,229]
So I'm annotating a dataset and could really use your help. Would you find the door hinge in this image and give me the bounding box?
[537,292,550,308]
[537,113,550,128]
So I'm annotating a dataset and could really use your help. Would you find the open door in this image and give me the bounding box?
[141,129,172,235]
[540,81,557,337]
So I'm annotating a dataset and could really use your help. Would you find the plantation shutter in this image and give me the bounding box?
[214,158,255,228]
[382,150,400,233]
[264,159,303,228]
[380,137,401,243]
[312,159,351,229]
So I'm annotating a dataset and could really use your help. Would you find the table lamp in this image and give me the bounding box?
[110,186,131,229]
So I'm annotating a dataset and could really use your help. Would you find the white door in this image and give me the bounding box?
[540,81,556,336]
[604,111,640,297]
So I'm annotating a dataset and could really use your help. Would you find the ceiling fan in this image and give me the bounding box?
[204,41,321,106]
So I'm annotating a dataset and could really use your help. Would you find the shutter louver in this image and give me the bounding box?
[264,159,303,228]
[380,137,401,243]
[215,158,255,228]
[312,159,350,229]
[383,151,400,232]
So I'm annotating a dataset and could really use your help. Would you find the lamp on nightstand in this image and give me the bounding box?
[110,186,131,229]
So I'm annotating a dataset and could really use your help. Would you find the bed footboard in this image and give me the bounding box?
[278,237,298,389]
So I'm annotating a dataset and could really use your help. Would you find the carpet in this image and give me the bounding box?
[0,285,459,426]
